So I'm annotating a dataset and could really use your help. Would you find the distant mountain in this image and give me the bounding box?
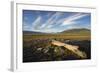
[23,31,45,35]
[23,28,90,35]
[61,28,90,33]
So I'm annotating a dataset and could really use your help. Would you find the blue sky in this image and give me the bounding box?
[23,10,91,33]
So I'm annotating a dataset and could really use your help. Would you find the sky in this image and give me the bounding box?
[23,10,91,33]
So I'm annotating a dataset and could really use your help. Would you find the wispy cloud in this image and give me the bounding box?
[40,12,63,29]
[32,13,89,32]
[23,10,90,33]
[23,22,32,31]
[32,16,42,30]
[60,13,89,26]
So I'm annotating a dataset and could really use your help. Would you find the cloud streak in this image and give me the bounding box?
[23,10,90,33]
[40,12,63,29]
[32,16,42,30]
[60,13,89,26]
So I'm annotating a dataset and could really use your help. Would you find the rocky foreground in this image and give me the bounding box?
[23,39,91,62]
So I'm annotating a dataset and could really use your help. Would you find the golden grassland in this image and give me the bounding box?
[23,33,91,41]
[23,32,91,62]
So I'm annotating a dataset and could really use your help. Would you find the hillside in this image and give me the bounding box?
[23,28,90,35]
[23,31,45,34]
[62,28,90,33]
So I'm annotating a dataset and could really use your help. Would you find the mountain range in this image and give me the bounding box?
[23,28,90,35]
